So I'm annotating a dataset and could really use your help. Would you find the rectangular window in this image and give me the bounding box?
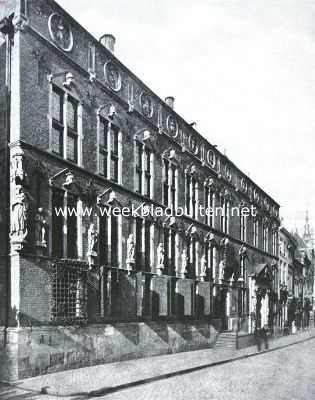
[111,216,118,267]
[99,119,108,177]
[51,86,79,163]
[163,160,177,210]
[164,228,176,276]
[254,219,259,247]
[99,214,108,265]
[205,187,214,227]
[67,193,78,259]
[135,218,142,269]
[135,142,152,198]
[66,96,78,163]
[135,142,143,194]
[186,175,197,218]
[52,86,64,156]
[240,215,247,242]
[52,188,64,258]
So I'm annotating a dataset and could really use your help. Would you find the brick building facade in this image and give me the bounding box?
[0,0,281,380]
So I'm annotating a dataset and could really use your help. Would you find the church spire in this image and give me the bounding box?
[303,210,314,248]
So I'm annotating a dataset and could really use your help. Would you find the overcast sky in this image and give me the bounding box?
[58,0,315,235]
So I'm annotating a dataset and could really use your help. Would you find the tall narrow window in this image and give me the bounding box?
[99,213,108,265]
[253,219,259,247]
[240,215,247,242]
[99,118,108,177]
[111,216,118,266]
[205,187,214,227]
[135,218,142,269]
[144,148,151,197]
[67,96,78,163]
[52,188,64,258]
[164,228,176,276]
[98,119,120,182]
[67,193,78,259]
[163,159,177,210]
[98,212,120,267]
[110,125,119,182]
[135,142,143,194]
[220,196,229,234]
[185,174,197,218]
[52,86,64,156]
[135,141,152,198]
[187,237,197,279]
[144,220,151,271]
[51,85,80,164]
[263,225,269,252]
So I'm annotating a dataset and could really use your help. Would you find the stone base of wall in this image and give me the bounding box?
[0,321,218,381]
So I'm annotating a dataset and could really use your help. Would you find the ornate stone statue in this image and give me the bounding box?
[87,223,98,265]
[157,243,165,275]
[200,255,207,282]
[10,185,29,242]
[126,234,135,264]
[219,260,225,282]
[35,208,47,251]
[181,249,188,278]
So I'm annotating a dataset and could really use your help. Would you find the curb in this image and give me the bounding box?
[2,333,315,398]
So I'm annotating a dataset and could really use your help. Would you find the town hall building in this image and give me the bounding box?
[0,0,281,380]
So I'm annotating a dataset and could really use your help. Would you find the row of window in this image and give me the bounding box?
[50,85,277,253]
[51,189,248,279]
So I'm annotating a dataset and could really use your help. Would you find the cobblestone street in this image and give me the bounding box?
[1,333,315,400]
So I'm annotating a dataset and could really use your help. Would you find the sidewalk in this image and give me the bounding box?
[3,328,315,398]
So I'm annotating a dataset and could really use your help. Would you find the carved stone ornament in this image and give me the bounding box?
[104,61,122,92]
[10,185,29,250]
[140,92,154,118]
[206,149,216,169]
[48,13,74,52]
[166,115,179,137]
[126,234,135,265]
[200,255,207,282]
[35,208,48,252]
[157,243,165,275]
[188,134,199,155]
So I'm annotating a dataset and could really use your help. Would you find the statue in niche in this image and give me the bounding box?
[126,234,135,264]
[11,146,26,184]
[181,249,188,278]
[87,223,98,257]
[219,260,225,282]
[157,243,165,275]
[35,208,47,248]
[200,255,207,282]
[10,185,29,241]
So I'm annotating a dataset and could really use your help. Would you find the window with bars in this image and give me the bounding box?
[205,187,214,227]
[135,141,152,198]
[185,174,197,218]
[163,159,177,210]
[50,261,88,324]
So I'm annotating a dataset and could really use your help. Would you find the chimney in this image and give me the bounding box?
[165,96,175,109]
[99,34,116,54]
